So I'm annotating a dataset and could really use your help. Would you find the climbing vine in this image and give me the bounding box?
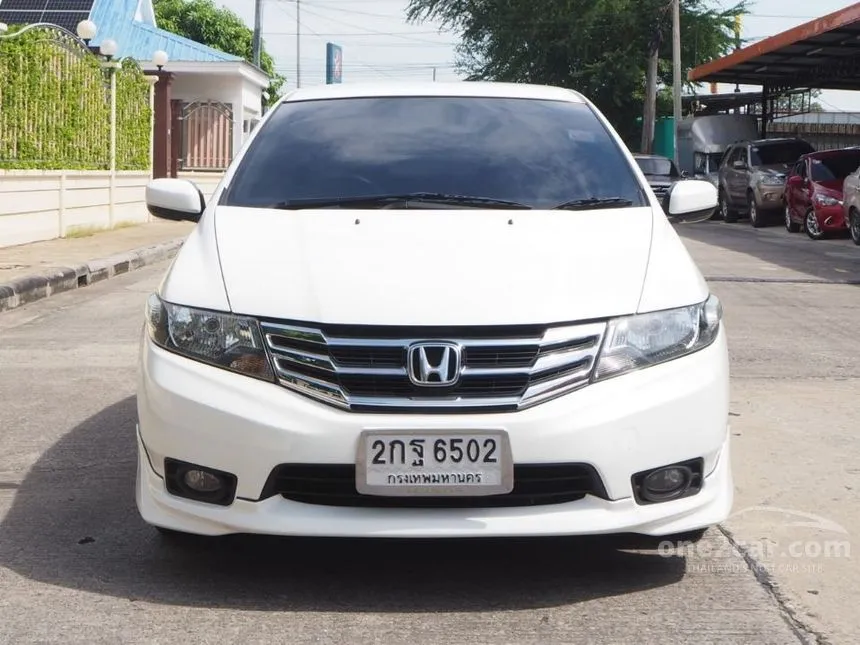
[0,26,151,170]
[116,58,153,170]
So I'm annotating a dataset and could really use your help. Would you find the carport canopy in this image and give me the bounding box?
[688,3,860,91]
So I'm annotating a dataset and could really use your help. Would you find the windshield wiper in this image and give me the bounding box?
[551,197,634,211]
[266,192,532,210]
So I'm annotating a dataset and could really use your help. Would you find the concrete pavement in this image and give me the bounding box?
[0,221,194,311]
[678,221,860,645]
[0,264,805,644]
[0,219,857,643]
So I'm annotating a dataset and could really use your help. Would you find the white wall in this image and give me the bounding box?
[0,170,222,249]
[242,77,263,118]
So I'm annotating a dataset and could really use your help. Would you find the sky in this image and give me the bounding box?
[217,0,860,112]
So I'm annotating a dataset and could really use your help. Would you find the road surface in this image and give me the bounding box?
[1,220,857,644]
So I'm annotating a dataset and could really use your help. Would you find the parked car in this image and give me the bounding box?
[841,160,860,245]
[138,81,728,543]
[633,153,687,212]
[784,148,860,239]
[717,137,815,227]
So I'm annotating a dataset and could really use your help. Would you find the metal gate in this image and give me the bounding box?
[179,101,233,171]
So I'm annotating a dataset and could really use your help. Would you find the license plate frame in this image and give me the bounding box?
[355,429,514,497]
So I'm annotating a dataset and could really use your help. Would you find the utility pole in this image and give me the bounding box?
[672,0,682,165]
[252,0,262,67]
[296,0,301,88]
[640,31,660,154]
[432,67,436,82]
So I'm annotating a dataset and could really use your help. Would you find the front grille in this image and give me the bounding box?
[259,320,607,412]
[261,463,608,508]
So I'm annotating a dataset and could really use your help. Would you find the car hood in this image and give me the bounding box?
[756,164,791,179]
[212,206,655,326]
[642,174,675,184]
[814,180,844,196]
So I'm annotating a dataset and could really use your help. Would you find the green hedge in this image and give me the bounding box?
[0,27,151,171]
[116,58,154,171]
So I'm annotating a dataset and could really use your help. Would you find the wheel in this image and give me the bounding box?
[748,192,765,228]
[719,189,738,223]
[784,203,800,232]
[850,209,860,246]
[804,209,825,240]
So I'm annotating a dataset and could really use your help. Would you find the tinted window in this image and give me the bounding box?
[750,141,815,166]
[809,152,860,182]
[222,96,647,209]
[635,156,677,177]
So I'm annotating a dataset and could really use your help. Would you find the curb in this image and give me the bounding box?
[0,237,185,313]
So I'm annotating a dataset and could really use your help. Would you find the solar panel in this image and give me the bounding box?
[0,10,42,26]
[0,0,95,34]
[41,9,90,32]
[47,0,94,10]
[0,0,50,12]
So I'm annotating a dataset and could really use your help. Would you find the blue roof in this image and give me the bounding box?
[88,0,243,64]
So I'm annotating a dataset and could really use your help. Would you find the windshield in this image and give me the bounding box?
[635,156,677,177]
[810,152,860,182]
[750,141,814,166]
[221,96,647,210]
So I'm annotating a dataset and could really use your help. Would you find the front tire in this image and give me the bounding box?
[748,192,765,228]
[850,209,860,246]
[785,203,800,232]
[720,189,738,223]
[804,209,825,240]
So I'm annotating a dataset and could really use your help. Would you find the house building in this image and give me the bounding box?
[0,0,270,172]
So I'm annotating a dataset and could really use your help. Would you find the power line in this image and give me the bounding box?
[290,2,453,45]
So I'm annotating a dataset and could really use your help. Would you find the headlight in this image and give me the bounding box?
[759,176,784,186]
[593,294,722,381]
[814,194,841,207]
[145,293,274,381]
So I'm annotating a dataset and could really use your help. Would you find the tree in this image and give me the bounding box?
[153,0,284,106]
[405,0,744,147]
[775,89,823,114]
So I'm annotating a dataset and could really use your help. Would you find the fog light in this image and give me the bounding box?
[183,469,223,493]
[164,458,237,506]
[642,466,691,501]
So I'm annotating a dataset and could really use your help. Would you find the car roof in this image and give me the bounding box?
[800,147,860,160]
[740,137,806,146]
[278,81,587,104]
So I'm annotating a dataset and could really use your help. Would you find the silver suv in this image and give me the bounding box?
[717,138,815,227]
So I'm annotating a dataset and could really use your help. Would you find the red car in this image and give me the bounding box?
[784,148,860,239]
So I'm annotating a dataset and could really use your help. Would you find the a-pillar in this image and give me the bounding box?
[232,86,245,163]
[150,70,175,179]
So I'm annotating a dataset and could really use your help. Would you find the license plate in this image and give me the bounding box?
[356,429,514,497]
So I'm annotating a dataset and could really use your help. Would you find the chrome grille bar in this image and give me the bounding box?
[260,320,607,412]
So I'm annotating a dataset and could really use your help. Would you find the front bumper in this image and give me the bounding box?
[755,183,785,209]
[815,204,847,231]
[136,329,733,538]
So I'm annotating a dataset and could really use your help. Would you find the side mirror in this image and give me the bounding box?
[732,159,746,169]
[145,178,205,223]
[666,179,718,223]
